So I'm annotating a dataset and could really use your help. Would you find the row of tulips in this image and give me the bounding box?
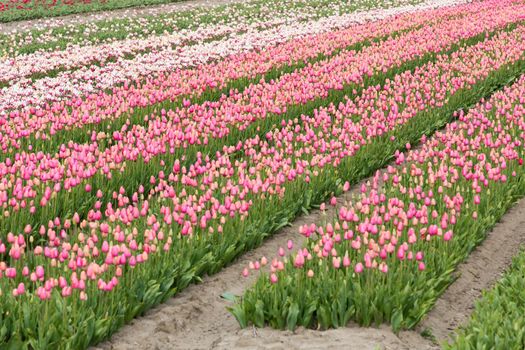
[0,18,278,86]
[1,14,523,242]
[1,19,525,348]
[0,0,426,55]
[446,251,525,349]
[2,0,402,86]
[2,2,521,156]
[2,0,465,85]
[231,70,525,333]
[0,0,483,119]
[0,0,453,111]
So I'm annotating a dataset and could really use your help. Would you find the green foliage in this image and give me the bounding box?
[446,252,525,350]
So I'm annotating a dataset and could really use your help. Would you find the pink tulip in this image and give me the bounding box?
[343,252,351,267]
[294,252,305,268]
[354,263,364,274]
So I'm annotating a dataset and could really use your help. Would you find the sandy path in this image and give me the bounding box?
[0,0,246,34]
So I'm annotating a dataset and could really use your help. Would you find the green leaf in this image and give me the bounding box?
[254,300,265,328]
[227,306,247,329]
[286,303,300,331]
[391,310,404,333]
[6,338,27,350]
[0,324,7,342]
[302,300,318,327]
[318,305,331,329]
[220,292,238,302]
[94,318,110,341]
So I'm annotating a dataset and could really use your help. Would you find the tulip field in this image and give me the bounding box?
[2,0,525,348]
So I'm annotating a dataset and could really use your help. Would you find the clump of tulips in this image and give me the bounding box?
[0,0,460,96]
[232,74,525,332]
[1,10,524,245]
[2,1,525,348]
[3,0,514,148]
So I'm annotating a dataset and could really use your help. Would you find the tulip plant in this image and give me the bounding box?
[2,0,511,121]
[232,70,525,333]
[2,9,525,348]
[1,5,523,246]
[0,0,480,114]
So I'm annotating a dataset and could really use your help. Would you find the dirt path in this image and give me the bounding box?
[0,0,246,34]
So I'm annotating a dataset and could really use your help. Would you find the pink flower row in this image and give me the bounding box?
[1,0,511,144]
[256,75,525,289]
[1,9,524,222]
[3,0,458,87]
[0,23,522,300]
[1,21,256,83]
[0,1,461,112]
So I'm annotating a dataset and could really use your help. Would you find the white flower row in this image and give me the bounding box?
[0,0,466,113]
